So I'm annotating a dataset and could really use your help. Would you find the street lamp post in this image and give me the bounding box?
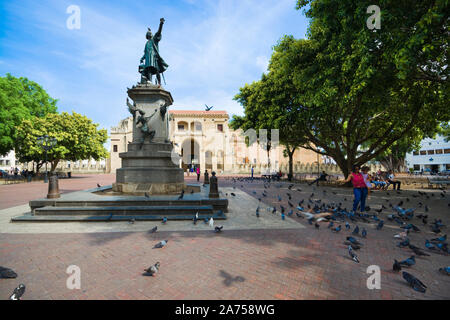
[37,135,57,183]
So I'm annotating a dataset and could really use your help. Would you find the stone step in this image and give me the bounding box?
[34,205,214,216]
[30,198,228,212]
[11,211,226,222]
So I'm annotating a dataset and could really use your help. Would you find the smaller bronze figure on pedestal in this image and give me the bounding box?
[204,170,209,185]
[209,171,219,198]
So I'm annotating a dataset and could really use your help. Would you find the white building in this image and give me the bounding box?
[405,135,450,173]
[0,150,21,172]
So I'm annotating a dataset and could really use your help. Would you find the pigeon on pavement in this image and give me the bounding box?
[0,267,18,279]
[9,284,25,300]
[153,240,168,249]
[144,262,160,276]
[402,272,426,293]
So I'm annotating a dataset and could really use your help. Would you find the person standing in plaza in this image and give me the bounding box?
[251,166,254,179]
[342,165,368,213]
[196,166,200,181]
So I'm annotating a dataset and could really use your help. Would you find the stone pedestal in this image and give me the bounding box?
[47,174,60,199]
[113,82,185,194]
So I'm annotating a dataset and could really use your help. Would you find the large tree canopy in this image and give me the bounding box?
[0,74,58,155]
[233,0,449,177]
[230,56,308,180]
[15,112,109,172]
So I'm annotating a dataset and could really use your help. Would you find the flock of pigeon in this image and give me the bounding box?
[3,178,448,299]
[224,176,449,296]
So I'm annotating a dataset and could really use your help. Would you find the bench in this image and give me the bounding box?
[427,177,450,189]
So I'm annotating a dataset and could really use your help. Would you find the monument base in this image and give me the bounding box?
[112,181,185,195]
[115,141,184,195]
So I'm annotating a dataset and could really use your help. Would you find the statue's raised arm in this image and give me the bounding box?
[155,18,165,40]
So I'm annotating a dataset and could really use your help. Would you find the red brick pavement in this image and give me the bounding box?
[1,174,449,300]
[0,174,116,210]
[1,226,449,300]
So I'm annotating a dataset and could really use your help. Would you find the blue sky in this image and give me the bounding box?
[0,0,309,143]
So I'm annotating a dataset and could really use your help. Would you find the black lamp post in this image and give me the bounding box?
[37,135,57,183]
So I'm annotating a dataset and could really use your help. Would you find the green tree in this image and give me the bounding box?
[265,0,449,177]
[440,122,450,142]
[231,68,308,181]
[373,136,422,172]
[15,112,108,172]
[0,74,58,155]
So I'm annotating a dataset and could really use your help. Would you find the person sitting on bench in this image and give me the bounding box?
[387,170,401,190]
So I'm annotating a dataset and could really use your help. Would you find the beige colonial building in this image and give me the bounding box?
[107,110,327,175]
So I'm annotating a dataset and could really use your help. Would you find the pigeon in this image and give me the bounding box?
[0,267,18,278]
[178,190,185,200]
[424,240,439,251]
[9,284,25,300]
[397,238,410,247]
[328,221,334,229]
[393,260,402,272]
[205,104,213,111]
[128,218,135,224]
[97,183,101,188]
[209,217,214,227]
[352,225,359,235]
[348,246,359,263]
[230,193,236,197]
[149,226,157,233]
[399,256,415,267]
[107,213,113,221]
[332,225,342,233]
[144,192,150,198]
[402,272,426,293]
[144,262,160,276]
[153,240,168,249]
[215,225,223,233]
[314,222,320,229]
[162,217,167,224]
[348,243,361,250]
[376,220,384,230]
[345,222,350,230]
[430,234,447,243]
[438,267,450,276]
[361,228,367,238]
[256,207,260,217]
[409,245,430,256]
[346,236,362,246]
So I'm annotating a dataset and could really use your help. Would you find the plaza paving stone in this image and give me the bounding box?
[0,174,449,299]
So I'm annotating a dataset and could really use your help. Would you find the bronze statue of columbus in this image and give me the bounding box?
[139,18,168,86]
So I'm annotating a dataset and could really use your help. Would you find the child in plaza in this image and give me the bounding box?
[361,166,372,197]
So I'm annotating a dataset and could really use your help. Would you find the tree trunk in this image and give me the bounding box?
[51,159,60,172]
[288,150,294,181]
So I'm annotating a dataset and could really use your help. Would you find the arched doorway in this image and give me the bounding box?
[181,138,200,171]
